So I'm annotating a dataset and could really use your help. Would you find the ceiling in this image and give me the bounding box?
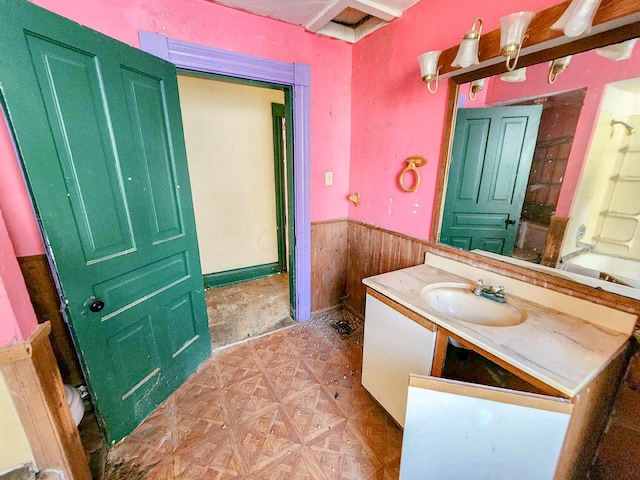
[209,0,421,43]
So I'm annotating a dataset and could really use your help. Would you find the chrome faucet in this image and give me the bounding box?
[473,280,506,303]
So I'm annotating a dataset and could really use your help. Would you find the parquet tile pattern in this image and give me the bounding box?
[108,310,402,479]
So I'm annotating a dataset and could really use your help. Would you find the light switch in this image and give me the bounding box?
[325,171,333,185]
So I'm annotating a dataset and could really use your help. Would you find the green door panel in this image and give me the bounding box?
[122,69,185,242]
[0,0,211,443]
[441,106,542,257]
[25,34,137,263]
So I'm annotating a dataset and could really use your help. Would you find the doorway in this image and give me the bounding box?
[176,72,295,348]
[139,31,313,322]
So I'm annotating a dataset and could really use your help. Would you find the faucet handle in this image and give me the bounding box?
[495,286,505,297]
[476,279,484,287]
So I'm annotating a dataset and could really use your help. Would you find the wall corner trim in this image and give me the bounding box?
[0,322,50,366]
[293,64,311,87]
[138,31,170,61]
[0,321,91,479]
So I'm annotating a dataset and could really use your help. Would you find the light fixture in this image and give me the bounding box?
[551,0,602,38]
[452,18,483,68]
[499,11,535,71]
[417,50,442,93]
[596,38,638,61]
[500,67,527,83]
[468,79,486,101]
[548,55,572,84]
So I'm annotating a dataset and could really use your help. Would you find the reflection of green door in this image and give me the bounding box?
[0,0,210,443]
[441,106,542,256]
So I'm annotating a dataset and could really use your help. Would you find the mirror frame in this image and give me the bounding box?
[428,0,640,314]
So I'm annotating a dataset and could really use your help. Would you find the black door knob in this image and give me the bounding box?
[89,300,105,312]
[505,218,516,225]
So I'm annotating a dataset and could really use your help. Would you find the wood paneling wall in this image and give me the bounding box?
[18,255,84,386]
[345,221,432,317]
[344,220,640,319]
[541,216,570,267]
[311,219,348,312]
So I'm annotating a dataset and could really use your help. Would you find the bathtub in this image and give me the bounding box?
[559,252,640,289]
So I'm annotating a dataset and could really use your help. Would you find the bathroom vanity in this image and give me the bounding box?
[361,253,635,479]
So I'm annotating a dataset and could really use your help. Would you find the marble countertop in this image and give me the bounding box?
[363,264,630,398]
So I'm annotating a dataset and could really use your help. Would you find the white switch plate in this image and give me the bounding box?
[325,171,333,185]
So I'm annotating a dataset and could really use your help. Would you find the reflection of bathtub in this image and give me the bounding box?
[559,252,640,288]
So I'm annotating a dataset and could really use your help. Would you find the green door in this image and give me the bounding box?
[0,0,210,443]
[440,106,542,256]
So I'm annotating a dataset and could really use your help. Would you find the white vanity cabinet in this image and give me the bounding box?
[400,375,573,480]
[361,291,437,427]
[362,286,629,479]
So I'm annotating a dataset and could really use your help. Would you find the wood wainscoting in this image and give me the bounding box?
[344,220,640,319]
[345,220,433,317]
[311,219,348,312]
[18,255,84,386]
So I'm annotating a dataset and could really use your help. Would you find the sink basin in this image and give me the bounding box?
[421,282,526,327]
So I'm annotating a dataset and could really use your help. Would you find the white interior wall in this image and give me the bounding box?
[0,372,33,472]
[564,83,640,259]
[178,75,285,274]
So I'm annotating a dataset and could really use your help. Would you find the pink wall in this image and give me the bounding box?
[0,210,38,345]
[484,46,640,216]
[349,0,571,240]
[0,0,353,259]
[0,115,45,257]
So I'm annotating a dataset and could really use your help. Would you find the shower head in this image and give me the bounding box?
[611,119,636,136]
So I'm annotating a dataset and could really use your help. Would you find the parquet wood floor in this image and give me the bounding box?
[108,310,402,479]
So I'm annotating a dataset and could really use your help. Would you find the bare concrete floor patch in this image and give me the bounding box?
[205,273,294,350]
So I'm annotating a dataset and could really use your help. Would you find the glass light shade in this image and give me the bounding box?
[417,50,442,93]
[500,67,527,83]
[452,18,482,68]
[551,0,602,38]
[417,50,442,80]
[595,38,638,61]
[548,56,572,84]
[468,78,486,101]
[499,11,535,50]
[452,38,480,68]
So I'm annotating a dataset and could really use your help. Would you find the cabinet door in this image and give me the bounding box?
[362,294,436,427]
[400,375,573,480]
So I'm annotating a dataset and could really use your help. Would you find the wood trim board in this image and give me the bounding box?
[366,288,436,332]
[430,328,448,377]
[437,0,640,81]
[0,322,50,366]
[409,374,574,415]
[203,262,282,288]
[0,322,91,480]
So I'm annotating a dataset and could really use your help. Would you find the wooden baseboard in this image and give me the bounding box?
[203,262,282,288]
[344,302,364,321]
[310,303,343,317]
[0,322,91,480]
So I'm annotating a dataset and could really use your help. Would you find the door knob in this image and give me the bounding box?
[505,217,516,226]
[89,300,105,312]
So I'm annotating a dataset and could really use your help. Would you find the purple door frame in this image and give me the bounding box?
[139,31,311,321]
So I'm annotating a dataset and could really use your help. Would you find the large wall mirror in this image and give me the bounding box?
[434,5,640,302]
